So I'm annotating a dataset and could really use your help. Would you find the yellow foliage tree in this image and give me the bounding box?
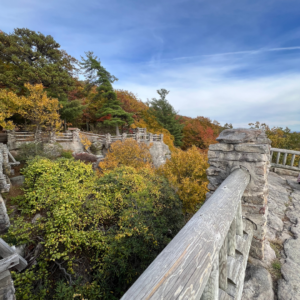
[132,111,176,152]
[0,89,18,130]
[157,146,209,216]
[98,139,152,175]
[79,132,92,150]
[18,83,62,132]
[0,83,62,132]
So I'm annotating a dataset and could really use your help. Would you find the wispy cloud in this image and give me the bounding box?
[171,46,300,61]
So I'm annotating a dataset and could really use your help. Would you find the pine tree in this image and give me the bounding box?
[59,97,83,131]
[148,89,184,146]
[0,28,77,97]
[81,52,133,135]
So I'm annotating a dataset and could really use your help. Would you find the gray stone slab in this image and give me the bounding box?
[9,176,24,186]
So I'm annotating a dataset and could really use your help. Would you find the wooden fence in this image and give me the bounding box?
[270,147,300,171]
[0,238,27,276]
[8,128,163,149]
[121,168,252,300]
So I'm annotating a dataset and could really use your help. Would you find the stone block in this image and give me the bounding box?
[207,176,224,187]
[206,167,223,176]
[208,143,234,151]
[209,151,269,163]
[234,143,270,154]
[216,128,269,144]
[9,176,24,186]
[242,193,267,206]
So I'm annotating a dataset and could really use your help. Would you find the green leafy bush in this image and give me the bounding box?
[5,158,184,299]
[60,150,74,159]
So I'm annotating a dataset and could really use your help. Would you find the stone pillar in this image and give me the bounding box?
[0,146,10,194]
[0,271,15,300]
[122,133,127,142]
[159,134,164,143]
[105,134,111,149]
[34,130,42,143]
[149,133,153,143]
[136,132,140,143]
[0,194,10,234]
[6,131,16,151]
[206,129,271,259]
[49,131,57,143]
[72,129,80,143]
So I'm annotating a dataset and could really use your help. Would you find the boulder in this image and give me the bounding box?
[90,141,104,155]
[242,265,274,299]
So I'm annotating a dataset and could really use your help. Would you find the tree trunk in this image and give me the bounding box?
[116,125,120,136]
[86,121,89,131]
[64,119,67,132]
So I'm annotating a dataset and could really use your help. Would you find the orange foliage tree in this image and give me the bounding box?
[116,89,176,151]
[157,146,209,216]
[98,139,153,174]
[181,116,220,150]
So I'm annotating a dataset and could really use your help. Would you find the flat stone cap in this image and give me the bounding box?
[216,128,271,144]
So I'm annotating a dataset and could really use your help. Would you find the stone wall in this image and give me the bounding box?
[206,128,271,259]
[0,145,11,194]
[0,271,15,300]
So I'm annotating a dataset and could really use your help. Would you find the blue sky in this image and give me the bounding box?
[1,0,300,130]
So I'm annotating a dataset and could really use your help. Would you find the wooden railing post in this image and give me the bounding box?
[219,235,228,291]
[228,218,236,257]
[270,148,300,171]
[200,258,219,300]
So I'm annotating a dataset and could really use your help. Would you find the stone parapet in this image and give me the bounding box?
[206,128,271,259]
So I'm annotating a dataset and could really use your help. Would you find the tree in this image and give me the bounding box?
[0,28,77,97]
[157,146,209,217]
[6,159,184,299]
[181,116,219,150]
[0,89,18,130]
[81,52,133,135]
[3,83,62,132]
[59,97,83,131]
[147,89,184,146]
[98,139,152,174]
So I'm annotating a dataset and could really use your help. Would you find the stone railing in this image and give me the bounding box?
[121,129,270,300]
[270,148,300,171]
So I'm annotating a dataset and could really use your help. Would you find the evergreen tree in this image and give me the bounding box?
[59,97,84,131]
[81,52,133,135]
[148,89,184,146]
[0,28,78,97]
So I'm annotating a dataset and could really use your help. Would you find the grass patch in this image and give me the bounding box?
[269,239,284,283]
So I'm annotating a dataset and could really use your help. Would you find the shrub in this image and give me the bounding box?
[157,145,209,216]
[60,150,74,159]
[5,159,184,299]
[98,139,152,174]
[73,152,97,163]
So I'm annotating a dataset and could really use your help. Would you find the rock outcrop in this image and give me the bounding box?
[243,171,300,299]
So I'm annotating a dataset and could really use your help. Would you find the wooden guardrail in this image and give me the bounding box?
[8,128,164,149]
[121,168,252,300]
[0,238,27,274]
[270,147,300,171]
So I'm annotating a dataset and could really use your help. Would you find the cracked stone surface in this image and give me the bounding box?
[243,171,300,300]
